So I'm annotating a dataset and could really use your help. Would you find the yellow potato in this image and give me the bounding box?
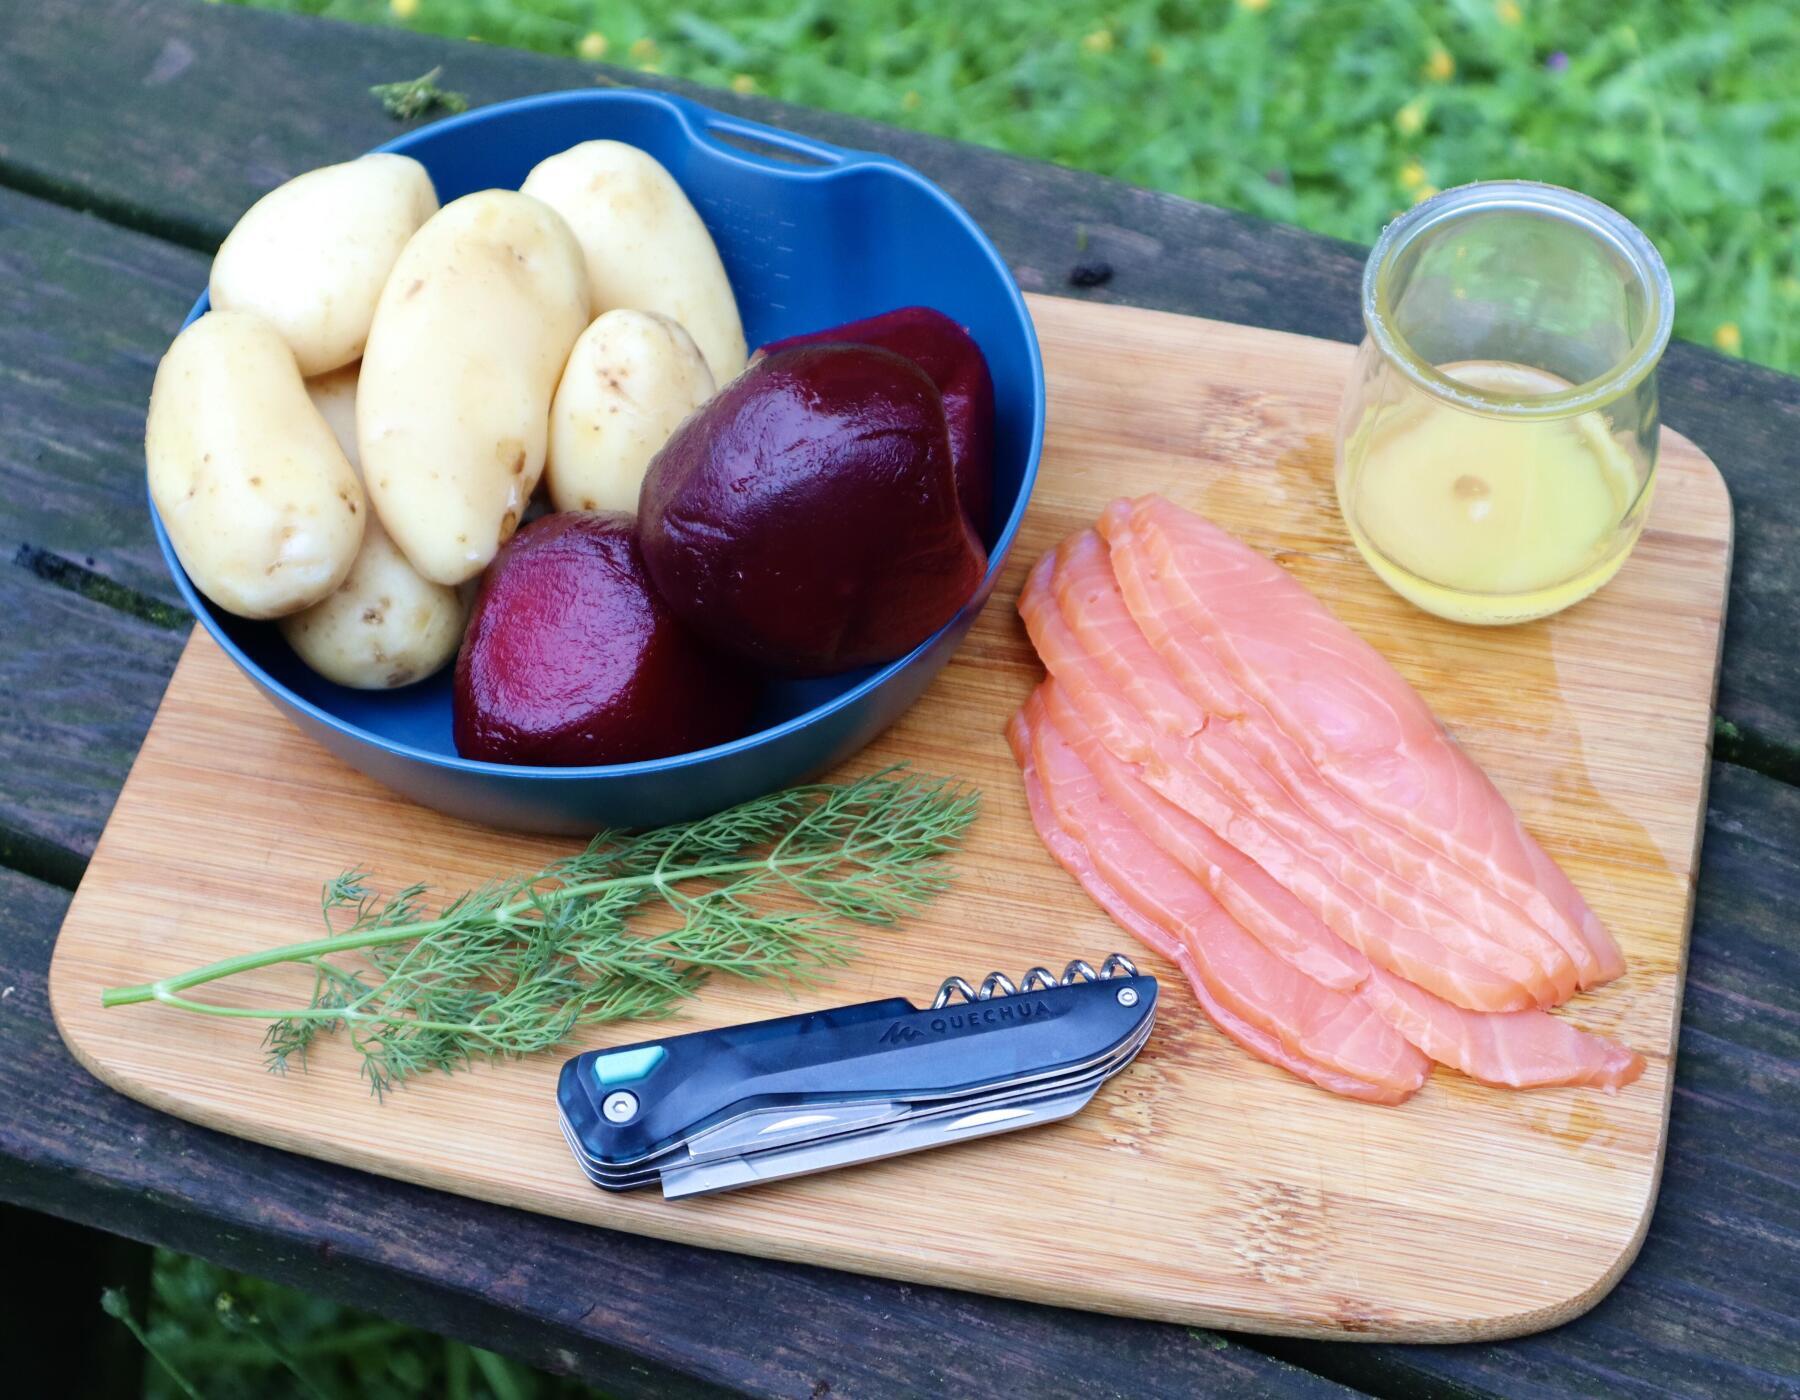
[521,141,747,383]
[304,363,363,469]
[358,190,591,585]
[546,310,715,514]
[278,367,468,689]
[146,310,364,619]
[209,154,438,377]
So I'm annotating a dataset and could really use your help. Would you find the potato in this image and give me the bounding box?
[358,190,591,585]
[304,363,363,468]
[521,141,747,383]
[277,367,468,689]
[546,310,715,514]
[209,154,438,376]
[279,517,468,690]
[146,310,364,619]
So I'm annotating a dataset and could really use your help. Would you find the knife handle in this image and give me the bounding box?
[560,973,1158,1168]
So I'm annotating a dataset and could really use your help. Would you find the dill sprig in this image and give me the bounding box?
[369,67,470,121]
[101,768,978,1096]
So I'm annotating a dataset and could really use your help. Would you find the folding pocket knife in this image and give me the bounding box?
[557,954,1157,1199]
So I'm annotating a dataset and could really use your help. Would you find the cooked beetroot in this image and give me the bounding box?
[639,344,987,676]
[454,512,753,765]
[758,306,996,535]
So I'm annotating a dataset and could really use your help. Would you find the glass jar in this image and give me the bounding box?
[1335,181,1674,625]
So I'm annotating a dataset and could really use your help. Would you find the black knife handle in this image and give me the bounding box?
[559,975,1157,1168]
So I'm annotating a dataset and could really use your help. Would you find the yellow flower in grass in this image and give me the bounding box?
[1496,0,1522,25]
[578,32,608,61]
[1081,29,1114,54]
[1238,0,1271,11]
[1395,99,1425,135]
[1713,323,1742,355]
[389,0,418,19]
[730,74,757,95]
[1413,184,1440,204]
[1399,159,1428,192]
[902,89,921,112]
[629,36,658,63]
[1424,46,1454,81]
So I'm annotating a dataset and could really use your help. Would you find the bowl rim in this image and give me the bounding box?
[152,86,1045,783]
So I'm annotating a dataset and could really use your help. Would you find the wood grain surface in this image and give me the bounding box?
[48,294,1732,1342]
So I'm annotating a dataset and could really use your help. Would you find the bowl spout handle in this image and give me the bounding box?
[689,110,856,174]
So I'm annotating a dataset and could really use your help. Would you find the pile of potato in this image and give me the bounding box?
[147,142,745,689]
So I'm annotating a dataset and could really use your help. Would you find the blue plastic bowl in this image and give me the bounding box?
[152,89,1044,833]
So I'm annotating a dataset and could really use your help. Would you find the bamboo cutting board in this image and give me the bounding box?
[51,295,1731,1341]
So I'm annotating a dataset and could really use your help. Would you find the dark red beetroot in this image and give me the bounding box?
[758,306,996,536]
[454,512,754,765]
[639,344,987,676]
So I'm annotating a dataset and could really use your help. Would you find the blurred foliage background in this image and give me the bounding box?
[119,1254,595,1398]
[116,1,1797,1394]
[235,0,1800,370]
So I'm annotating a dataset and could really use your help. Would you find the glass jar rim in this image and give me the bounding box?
[1361,180,1675,420]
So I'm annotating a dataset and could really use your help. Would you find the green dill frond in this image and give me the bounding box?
[103,769,979,1094]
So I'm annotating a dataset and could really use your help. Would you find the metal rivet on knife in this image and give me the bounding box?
[1116,987,1139,1008]
[602,1091,639,1123]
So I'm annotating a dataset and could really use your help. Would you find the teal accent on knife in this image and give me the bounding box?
[593,1045,666,1087]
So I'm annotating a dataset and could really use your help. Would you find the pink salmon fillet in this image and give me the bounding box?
[1041,677,1368,992]
[1006,506,1646,1098]
[1104,495,1625,988]
[1049,530,1567,1008]
[1093,521,1582,1005]
[1038,678,1643,1093]
[1361,966,1644,1091]
[1009,699,1426,1104]
[1019,551,1541,1013]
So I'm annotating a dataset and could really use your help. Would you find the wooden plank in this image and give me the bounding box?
[0,188,207,605]
[1658,354,1800,756]
[50,299,1728,1342]
[0,566,183,864]
[0,188,195,864]
[0,865,1357,1396]
[5,0,1799,762]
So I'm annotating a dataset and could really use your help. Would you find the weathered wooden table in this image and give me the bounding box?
[2,3,1795,1395]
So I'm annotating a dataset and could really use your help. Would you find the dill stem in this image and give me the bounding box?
[146,990,506,1039]
[100,849,829,1010]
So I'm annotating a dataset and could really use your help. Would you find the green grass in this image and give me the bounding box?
[110,1250,601,1399]
[236,0,1800,371]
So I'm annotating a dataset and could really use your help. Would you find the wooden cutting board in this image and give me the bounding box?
[50,295,1731,1341]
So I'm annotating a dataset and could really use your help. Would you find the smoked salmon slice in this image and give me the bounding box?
[1040,678,1369,993]
[1049,530,1567,1008]
[1095,520,1583,1006]
[1038,677,1642,1091]
[1014,745,1414,1105]
[1006,503,1645,1102]
[1019,551,1542,1013]
[1360,967,1645,1091]
[1108,495,1626,989]
[1009,699,1427,1104]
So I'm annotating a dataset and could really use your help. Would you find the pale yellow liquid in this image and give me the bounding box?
[1340,361,1651,625]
